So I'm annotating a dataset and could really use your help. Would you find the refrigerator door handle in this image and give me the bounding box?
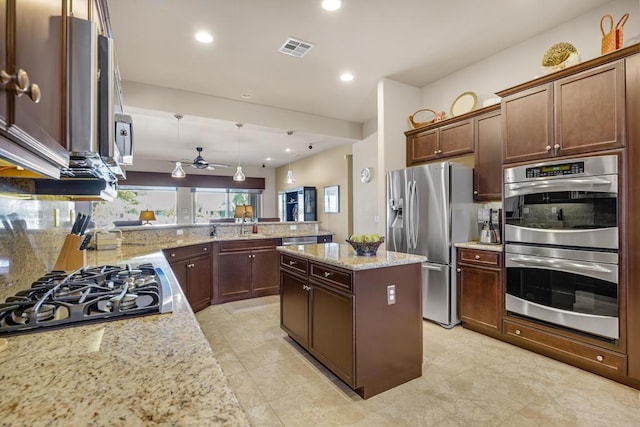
[405,180,413,249]
[412,180,419,249]
[422,264,445,271]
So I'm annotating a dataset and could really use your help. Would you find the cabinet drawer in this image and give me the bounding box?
[503,320,626,375]
[219,238,279,252]
[164,243,211,262]
[459,249,501,266]
[310,263,352,291]
[281,254,308,275]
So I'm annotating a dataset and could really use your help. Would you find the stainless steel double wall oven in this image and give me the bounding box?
[503,155,619,341]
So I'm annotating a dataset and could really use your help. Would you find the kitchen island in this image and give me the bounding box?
[278,243,426,398]
[0,252,249,426]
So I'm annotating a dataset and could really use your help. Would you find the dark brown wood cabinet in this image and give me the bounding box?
[0,0,69,176]
[406,118,474,165]
[501,60,625,164]
[164,243,212,312]
[473,108,502,200]
[216,238,280,303]
[280,252,422,399]
[456,248,503,338]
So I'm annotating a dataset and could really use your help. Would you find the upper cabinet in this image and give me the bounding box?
[501,60,625,164]
[473,108,502,201]
[406,117,474,165]
[1,0,69,174]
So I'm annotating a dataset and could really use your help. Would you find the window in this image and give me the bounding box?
[92,186,177,227]
[193,189,261,222]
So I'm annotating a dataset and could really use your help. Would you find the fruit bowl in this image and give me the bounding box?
[346,236,385,256]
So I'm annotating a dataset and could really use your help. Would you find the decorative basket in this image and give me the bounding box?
[408,109,446,129]
[346,237,385,256]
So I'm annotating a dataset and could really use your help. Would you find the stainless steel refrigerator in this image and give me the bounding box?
[387,162,476,327]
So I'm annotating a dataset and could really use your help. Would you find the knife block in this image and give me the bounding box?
[53,234,87,271]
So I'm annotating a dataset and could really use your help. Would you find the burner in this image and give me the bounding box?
[0,262,172,336]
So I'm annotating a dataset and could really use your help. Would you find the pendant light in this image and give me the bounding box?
[171,114,186,178]
[284,130,296,184]
[232,123,246,181]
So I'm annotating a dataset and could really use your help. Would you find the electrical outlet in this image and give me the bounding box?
[290,225,297,230]
[387,285,396,305]
[177,229,183,235]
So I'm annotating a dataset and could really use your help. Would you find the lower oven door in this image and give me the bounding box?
[505,244,619,340]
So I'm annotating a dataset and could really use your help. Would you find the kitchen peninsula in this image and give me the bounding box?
[278,243,426,398]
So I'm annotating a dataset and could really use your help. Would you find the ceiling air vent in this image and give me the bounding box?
[279,37,314,58]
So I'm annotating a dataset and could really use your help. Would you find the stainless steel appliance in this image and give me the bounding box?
[0,263,173,336]
[478,208,501,244]
[387,162,476,327]
[503,154,619,341]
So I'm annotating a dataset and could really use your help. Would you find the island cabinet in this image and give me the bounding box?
[0,0,70,177]
[163,243,212,312]
[500,59,625,164]
[406,118,474,165]
[279,249,423,399]
[456,248,503,338]
[215,238,280,303]
[473,107,502,201]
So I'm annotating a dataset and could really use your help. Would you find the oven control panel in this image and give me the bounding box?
[526,161,584,178]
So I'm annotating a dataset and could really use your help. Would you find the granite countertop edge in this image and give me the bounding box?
[454,241,504,252]
[277,243,427,271]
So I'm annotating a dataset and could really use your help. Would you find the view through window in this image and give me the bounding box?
[193,189,261,222]
[92,186,178,227]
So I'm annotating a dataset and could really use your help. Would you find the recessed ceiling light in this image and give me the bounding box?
[240,93,253,99]
[340,72,354,82]
[321,0,342,11]
[285,148,291,153]
[194,32,213,43]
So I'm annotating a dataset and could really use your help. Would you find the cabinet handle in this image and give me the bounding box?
[596,355,604,362]
[323,271,333,278]
[456,268,461,272]
[289,260,297,265]
[554,144,560,149]
[1,69,41,103]
[545,145,551,151]
[203,247,208,251]
[434,150,438,154]
[515,329,521,335]
[475,255,480,260]
[473,190,478,195]
[170,253,176,257]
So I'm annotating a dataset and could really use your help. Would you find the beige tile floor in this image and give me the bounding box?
[195,296,640,426]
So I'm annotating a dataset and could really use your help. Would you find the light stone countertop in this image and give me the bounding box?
[277,243,427,270]
[454,241,504,252]
[0,252,250,427]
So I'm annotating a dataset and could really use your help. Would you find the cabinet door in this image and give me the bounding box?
[555,61,625,156]
[303,187,317,221]
[10,0,68,166]
[218,251,252,300]
[407,129,438,165]
[439,119,474,158]
[188,254,212,312]
[280,270,309,348]
[458,265,501,332]
[309,282,354,386]
[0,0,6,130]
[168,259,189,299]
[474,110,502,201]
[502,83,554,164]
[251,248,280,295]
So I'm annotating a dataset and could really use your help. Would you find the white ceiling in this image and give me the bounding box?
[108,0,613,168]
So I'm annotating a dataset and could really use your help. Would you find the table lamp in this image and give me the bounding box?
[139,210,156,225]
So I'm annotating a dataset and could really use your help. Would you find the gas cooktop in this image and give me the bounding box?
[0,263,173,336]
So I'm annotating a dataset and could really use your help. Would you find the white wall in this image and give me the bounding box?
[420,0,640,111]
[352,132,379,235]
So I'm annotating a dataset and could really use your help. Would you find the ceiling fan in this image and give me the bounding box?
[188,147,230,170]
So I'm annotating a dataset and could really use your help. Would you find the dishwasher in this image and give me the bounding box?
[281,236,317,246]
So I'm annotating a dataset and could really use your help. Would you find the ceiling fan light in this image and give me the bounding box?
[233,166,246,181]
[285,169,296,184]
[172,161,186,178]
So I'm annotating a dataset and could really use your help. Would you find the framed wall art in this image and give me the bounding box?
[323,185,340,213]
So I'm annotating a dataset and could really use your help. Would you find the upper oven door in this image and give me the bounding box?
[504,166,618,249]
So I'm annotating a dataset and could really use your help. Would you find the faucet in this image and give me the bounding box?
[210,224,217,237]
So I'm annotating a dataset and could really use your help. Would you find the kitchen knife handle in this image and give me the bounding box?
[71,212,83,235]
[78,233,92,250]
